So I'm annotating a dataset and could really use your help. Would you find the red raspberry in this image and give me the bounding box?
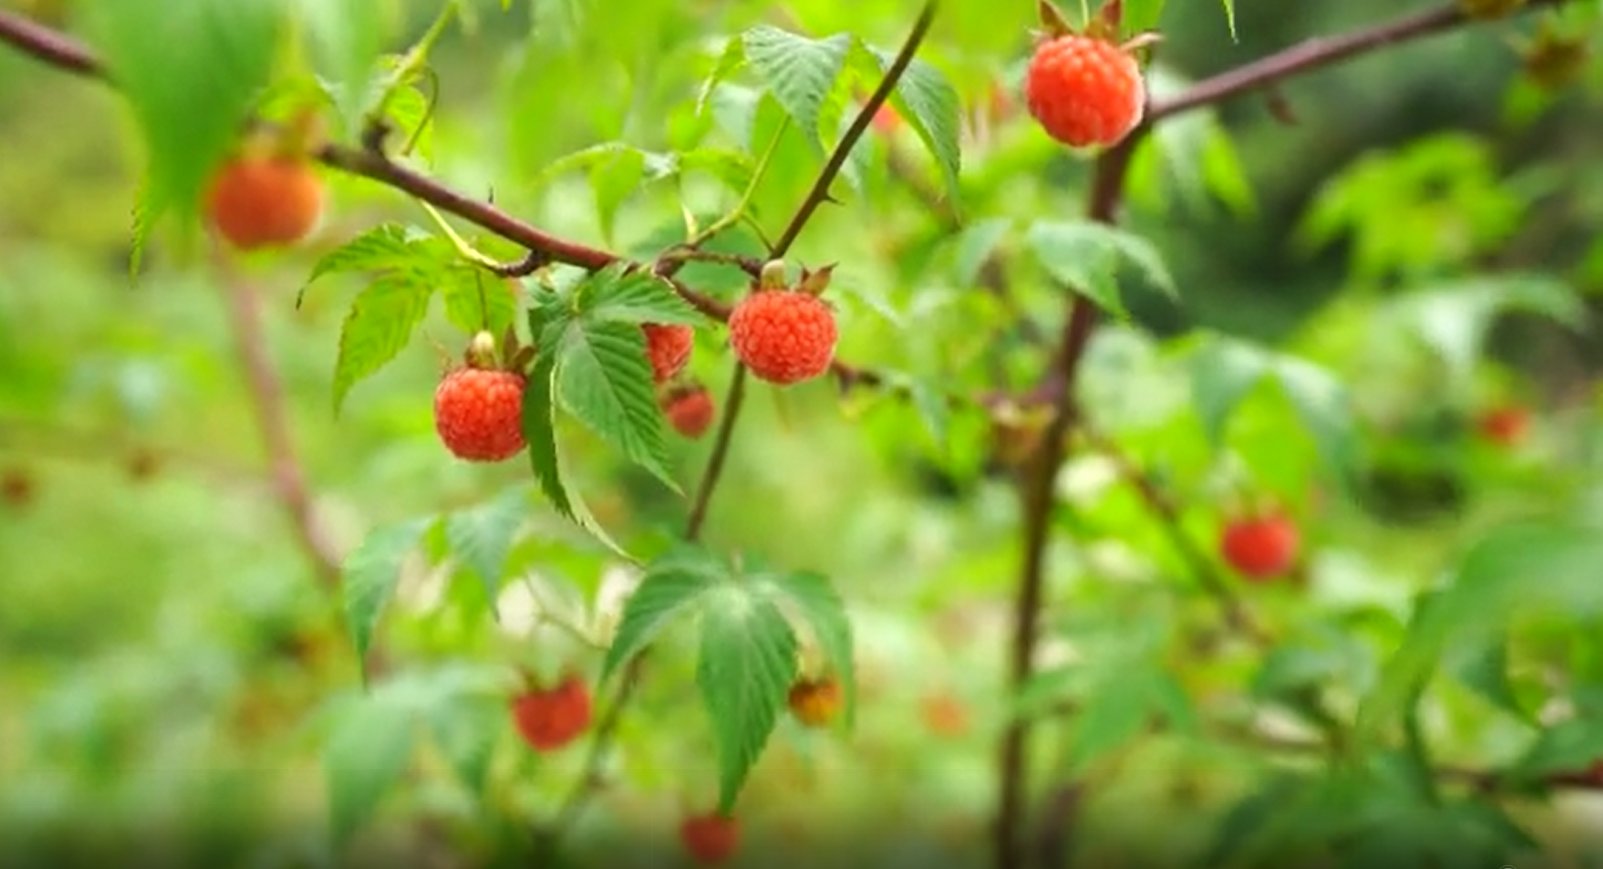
[205,153,323,249]
[1220,515,1300,581]
[643,323,693,383]
[728,290,837,385]
[1477,405,1529,447]
[1025,35,1145,148]
[510,676,592,752]
[662,386,716,439]
[787,677,843,727]
[921,693,969,738]
[680,813,739,864]
[434,368,526,462]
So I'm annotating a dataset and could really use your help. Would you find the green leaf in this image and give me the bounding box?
[740,26,851,144]
[1123,0,1167,33]
[428,699,500,795]
[299,0,399,130]
[600,548,727,682]
[1221,0,1238,40]
[325,691,416,842]
[1027,221,1176,317]
[445,489,527,603]
[866,47,963,202]
[1360,522,1603,739]
[1450,641,1528,722]
[304,224,415,292]
[698,36,748,114]
[1394,275,1586,380]
[908,378,951,449]
[951,218,1009,288]
[697,586,799,814]
[1511,717,1603,779]
[521,338,627,557]
[759,571,856,725]
[439,265,517,336]
[1189,337,1272,445]
[341,518,432,670]
[1069,668,1157,772]
[590,147,646,244]
[333,273,433,414]
[1273,356,1359,479]
[580,269,702,326]
[83,0,281,225]
[554,319,678,489]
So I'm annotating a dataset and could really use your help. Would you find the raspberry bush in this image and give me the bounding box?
[2,0,1603,867]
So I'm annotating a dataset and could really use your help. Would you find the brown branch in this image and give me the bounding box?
[212,252,343,591]
[0,9,98,75]
[685,364,751,542]
[1148,0,1567,123]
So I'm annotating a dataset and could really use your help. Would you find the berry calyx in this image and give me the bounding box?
[728,290,837,385]
[680,813,740,864]
[1220,514,1300,581]
[661,384,716,439]
[510,676,592,752]
[1025,34,1146,148]
[643,323,694,383]
[204,151,323,250]
[787,677,843,727]
[1477,405,1530,447]
[434,366,527,462]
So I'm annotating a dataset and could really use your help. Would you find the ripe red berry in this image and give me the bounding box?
[680,813,740,864]
[871,104,901,135]
[434,367,527,462]
[1025,35,1145,148]
[787,677,843,727]
[1477,406,1529,447]
[510,676,592,752]
[662,385,716,439]
[205,153,323,250]
[728,290,837,385]
[1220,515,1300,581]
[643,323,694,383]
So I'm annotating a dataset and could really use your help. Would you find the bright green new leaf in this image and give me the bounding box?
[580,269,702,326]
[740,26,852,144]
[445,489,527,603]
[601,549,728,682]
[759,571,856,725]
[82,0,281,226]
[590,147,647,244]
[697,586,799,814]
[299,0,400,130]
[1221,0,1238,40]
[325,691,417,843]
[698,36,748,115]
[1124,0,1167,34]
[440,265,517,336]
[341,517,433,672]
[333,273,434,415]
[303,224,416,293]
[554,319,678,490]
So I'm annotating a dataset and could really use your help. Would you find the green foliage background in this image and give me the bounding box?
[2,0,1603,866]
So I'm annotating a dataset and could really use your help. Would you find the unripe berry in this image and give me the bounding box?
[510,676,592,752]
[205,153,323,250]
[1220,514,1300,581]
[787,677,843,727]
[1025,35,1145,148]
[680,813,740,864]
[643,323,694,383]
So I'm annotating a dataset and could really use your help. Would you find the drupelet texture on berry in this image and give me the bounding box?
[728,290,837,385]
[643,323,694,383]
[205,154,324,250]
[510,676,592,752]
[434,368,527,462]
[1025,35,1146,148]
[662,386,716,439]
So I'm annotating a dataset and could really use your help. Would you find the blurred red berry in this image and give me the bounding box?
[510,676,592,752]
[1220,515,1300,581]
[680,813,740,864]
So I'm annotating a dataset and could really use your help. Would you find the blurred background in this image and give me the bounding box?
[2,0,1603,866]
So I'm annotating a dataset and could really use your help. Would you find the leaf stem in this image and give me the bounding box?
[688,118,789,248]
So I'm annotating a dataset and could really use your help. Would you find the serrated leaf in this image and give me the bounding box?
[866,47,963,202]
[759,571,856,726]
[333,272,433,414]
[1360,522,1603,739]
[697,586,798,814]
[580,269,701,326]
[302,224,415,304]
[676,147,757,194]
[554,319,678,489]
[697,36,747,115]
[428,699,500,795]
[1189,337,1272,446]
[341,517,433,670]
[601,549,727,682]
[83,0,280,225]
[325,691,416,842]
[300,0,399,130]
[446,489,526,603]
[439,266,517,335]
[740,26,851,144]
[1028,220,1176,316]
[952,218,1009,287]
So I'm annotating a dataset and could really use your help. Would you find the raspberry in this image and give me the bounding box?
[1025,35,1145,148]
[1220,515,1300,581]
[205,153,323,250]
[921,693,969,738]
[728,290,837,385]
[510,676,592,752]
[787,677,843,727]
[661,385,716,439]
[434,367,526,462]
[1477,406,1529,447]
[643,323,693,383]
[680,813,739,864]
[871,104,901,135]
